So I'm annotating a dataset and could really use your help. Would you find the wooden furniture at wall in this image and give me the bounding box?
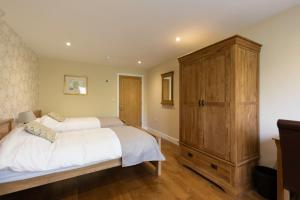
[0,110,161,196]
[178,35,261,198]
[33,110,42,118]
[274,138,290,200]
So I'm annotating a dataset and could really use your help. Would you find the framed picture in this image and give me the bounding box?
[64,75,88,95]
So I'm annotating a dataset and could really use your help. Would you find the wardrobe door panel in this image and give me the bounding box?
[181,63,197,104]
[203,106,228,158]
[204,54,226,102]
[181,105,199,148]
[202,52,230,160]
[180,62,202,148]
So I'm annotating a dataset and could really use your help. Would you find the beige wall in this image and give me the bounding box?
[146,59,179,142]
[0,19,39,120]
[39,58,147,124]
[239,5,300,167]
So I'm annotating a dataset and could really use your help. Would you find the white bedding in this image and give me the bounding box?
[0,127,122,172]
[38,116,101,132]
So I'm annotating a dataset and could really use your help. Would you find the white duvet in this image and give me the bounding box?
[0,127,122,172]
[37,116,101,132]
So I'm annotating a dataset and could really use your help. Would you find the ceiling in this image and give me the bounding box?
[0,0,299,68]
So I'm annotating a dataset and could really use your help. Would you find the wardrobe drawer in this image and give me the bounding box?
[180,146,231,184]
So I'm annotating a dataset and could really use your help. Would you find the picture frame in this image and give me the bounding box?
[64,75,88,95]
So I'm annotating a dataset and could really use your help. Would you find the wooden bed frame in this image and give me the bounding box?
[0,110,162,196]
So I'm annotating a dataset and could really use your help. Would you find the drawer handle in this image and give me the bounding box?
[187,152,193,158]
[210,163,218,170]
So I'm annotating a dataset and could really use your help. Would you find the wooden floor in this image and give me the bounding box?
[0,140,264,200]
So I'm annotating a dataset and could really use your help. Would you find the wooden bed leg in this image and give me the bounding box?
[149,160,161,176]
[155,161,161,176]
[130,125,163,176]
[154,136,162,176]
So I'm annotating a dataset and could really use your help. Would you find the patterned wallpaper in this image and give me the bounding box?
[0,19,39,120]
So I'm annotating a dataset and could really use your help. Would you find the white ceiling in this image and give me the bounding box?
[0,0,299,68]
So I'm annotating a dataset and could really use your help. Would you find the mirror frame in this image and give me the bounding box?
[161,71,174,106]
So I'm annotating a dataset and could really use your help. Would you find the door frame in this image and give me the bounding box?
[117,73,144,128]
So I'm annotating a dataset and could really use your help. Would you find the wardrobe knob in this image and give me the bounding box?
[198,100,205,107]
[210,163,218,170]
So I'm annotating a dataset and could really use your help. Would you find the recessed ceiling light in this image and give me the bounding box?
[66,42,71,46]
[176,36,181,42]
[137,60,142,64]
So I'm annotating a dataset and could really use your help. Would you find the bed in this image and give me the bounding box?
[0,111,163,196]
[37,114,124,132]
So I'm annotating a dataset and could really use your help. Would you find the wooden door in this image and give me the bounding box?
[180,61,203,149]
[119,76,142,127]
[202,51,230,160]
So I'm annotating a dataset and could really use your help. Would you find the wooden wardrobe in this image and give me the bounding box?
[178,35,261,198]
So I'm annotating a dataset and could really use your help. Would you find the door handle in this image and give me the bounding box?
[198,99,205,107]
[201,100,205,107]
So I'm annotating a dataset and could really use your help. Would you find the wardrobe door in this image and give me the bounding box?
[180,61,203,149]
[202,50,230,160]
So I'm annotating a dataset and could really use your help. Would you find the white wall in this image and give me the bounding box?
[239,5,300,167]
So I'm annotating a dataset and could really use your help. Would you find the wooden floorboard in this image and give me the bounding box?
[0,140,265,200]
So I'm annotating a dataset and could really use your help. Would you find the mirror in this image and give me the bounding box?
[161,71,174,105]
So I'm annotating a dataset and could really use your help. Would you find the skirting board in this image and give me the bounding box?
[145,127,179,145]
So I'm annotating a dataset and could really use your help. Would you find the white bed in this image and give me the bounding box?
[0,117,162,196]
[0,127,122,172]
[37,115,124,132]
[0,124,164,181]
